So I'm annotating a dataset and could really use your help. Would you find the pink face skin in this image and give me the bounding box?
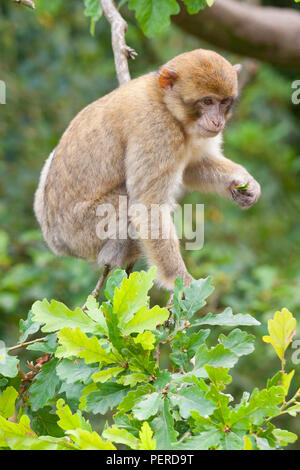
[196,95,234,137]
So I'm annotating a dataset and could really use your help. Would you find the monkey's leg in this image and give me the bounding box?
[183,157,261,208]
[98,239,140,271]
[132,209,193,290]
[82,264,110,310]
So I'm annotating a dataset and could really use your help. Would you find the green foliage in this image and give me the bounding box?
[128,0,180,37]
[0,386,18,418]
[263,308,296,367]
[0,350,19,379]
[81,0,213,37]
[128,0,214,36]
[28,359,60,411]
[83,0,103,36]
[0,269,299,450]
[182,1,207,15]
[1,0,300,450]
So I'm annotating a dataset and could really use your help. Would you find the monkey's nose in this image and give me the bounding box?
[211,119,222,128]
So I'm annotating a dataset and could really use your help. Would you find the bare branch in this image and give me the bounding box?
[174,0,300,69]
[11,0,35,9]
[81,264,111,310]
[8,337,45,352]
[99,0,137,85]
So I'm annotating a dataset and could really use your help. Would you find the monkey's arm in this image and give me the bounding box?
[126,146,193,290]
[183,153,261,209]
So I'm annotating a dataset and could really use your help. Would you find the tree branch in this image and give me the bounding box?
[11,0,35,9]
[173,0,300,69]
[99,0,137,85]
[8,337,45,352]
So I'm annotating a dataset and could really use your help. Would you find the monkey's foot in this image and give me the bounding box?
[82,264,110,310]
[123,45,138,60]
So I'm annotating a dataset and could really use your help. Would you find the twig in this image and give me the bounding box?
[178,431,191,443]
[18,355,52,401]
[154,346,160,367]
[91,264,110,298]
[99,0,137,85]
[11,0,35,9]
[8,337,45,352]
[161,320,191,346]
[82,264,111,310]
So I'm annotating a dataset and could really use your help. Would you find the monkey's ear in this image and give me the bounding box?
[233,64,242,75]
[158,67,178,90]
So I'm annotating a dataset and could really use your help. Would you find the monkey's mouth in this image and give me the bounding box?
[197,124,220,136]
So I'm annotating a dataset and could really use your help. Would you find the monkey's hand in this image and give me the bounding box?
[229,175,261,210]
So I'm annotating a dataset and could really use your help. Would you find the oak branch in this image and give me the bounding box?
[99,0,137,85]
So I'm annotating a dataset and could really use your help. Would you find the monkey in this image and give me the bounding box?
[34,49,261,292]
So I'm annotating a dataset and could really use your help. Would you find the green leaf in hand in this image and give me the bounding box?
[235,183,248,191]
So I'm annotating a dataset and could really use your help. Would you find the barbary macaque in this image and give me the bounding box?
[34,49,261,291]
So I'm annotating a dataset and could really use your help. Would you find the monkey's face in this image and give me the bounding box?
[192,95,234,137]
[158,49,240,138]
[162,86,236,138]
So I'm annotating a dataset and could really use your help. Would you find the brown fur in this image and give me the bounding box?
[34,49,260,290]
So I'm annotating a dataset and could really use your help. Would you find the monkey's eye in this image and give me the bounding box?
[201,97,214,106]
[221,97,232,106]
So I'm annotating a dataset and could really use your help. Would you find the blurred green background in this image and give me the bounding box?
[0,0,300,444]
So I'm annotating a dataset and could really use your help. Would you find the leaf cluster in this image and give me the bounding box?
[0,267,299,450]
